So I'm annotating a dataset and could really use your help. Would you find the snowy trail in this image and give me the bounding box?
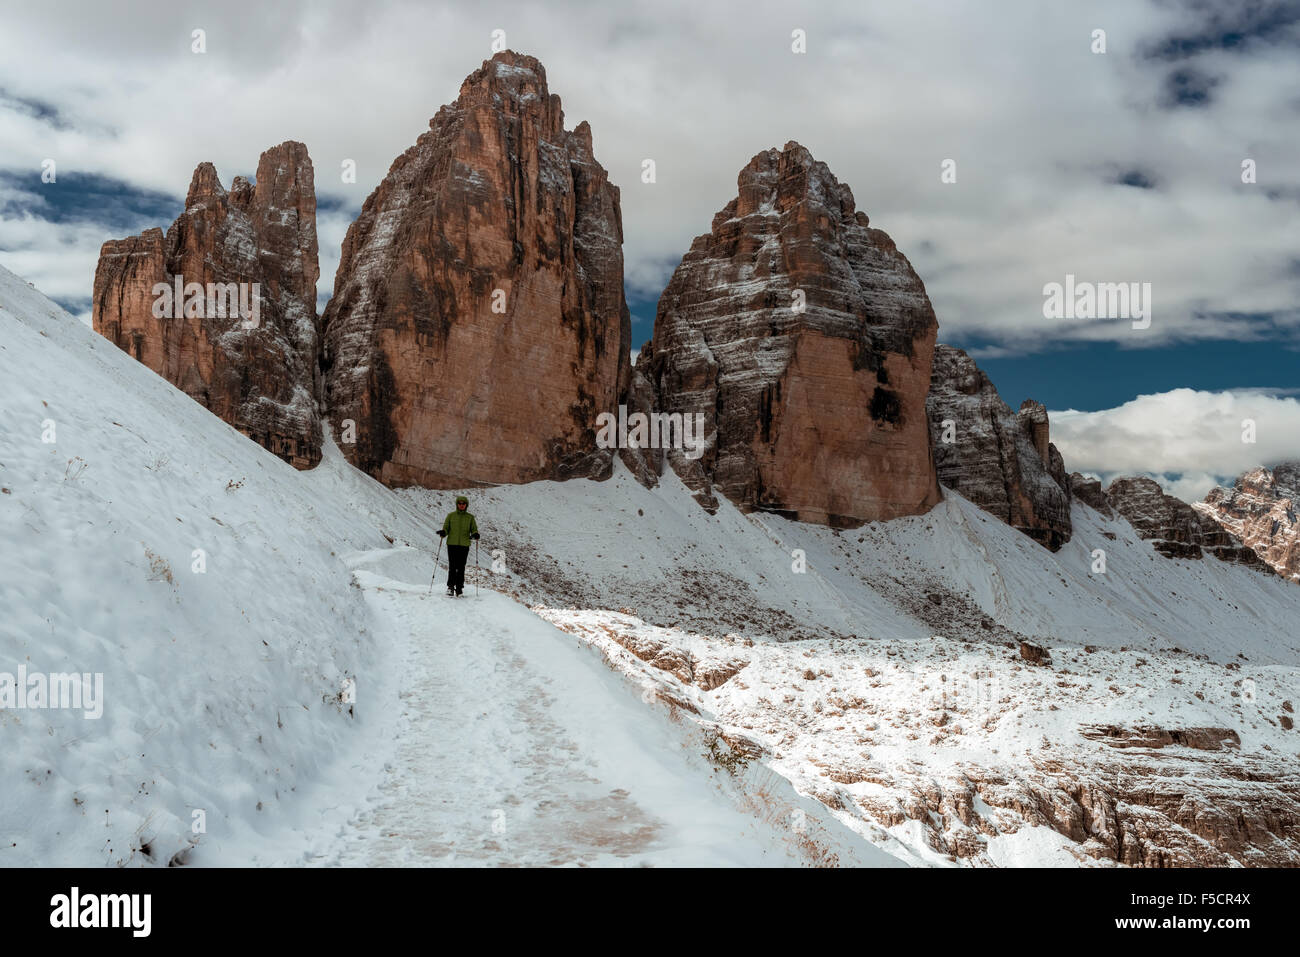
[312,552,820,866]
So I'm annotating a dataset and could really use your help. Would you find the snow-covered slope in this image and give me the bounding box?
[388,466,1300,866]
[310,556,890,866]
[423,460,1300,665]
[0,264,415,865]
[3,262,1297,867]
[0,264,879,867]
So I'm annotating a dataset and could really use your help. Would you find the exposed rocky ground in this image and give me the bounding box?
[537,610,1300,866]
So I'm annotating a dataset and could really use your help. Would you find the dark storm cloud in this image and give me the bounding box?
[0,88,72,129]
[1113,169,1159,189]
[1160,65,1221,106]
[0,169,179,234]
[1142,0,1300,60]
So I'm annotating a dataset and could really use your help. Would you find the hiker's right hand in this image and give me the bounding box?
[437,530,446,538]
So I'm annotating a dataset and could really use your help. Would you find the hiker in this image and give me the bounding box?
[436,494,480,597]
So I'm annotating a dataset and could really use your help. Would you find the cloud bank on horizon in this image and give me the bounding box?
[1051,388,1300,502]
[0,0,1297,490]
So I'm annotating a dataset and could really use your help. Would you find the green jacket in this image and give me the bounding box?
[442,499,479,547]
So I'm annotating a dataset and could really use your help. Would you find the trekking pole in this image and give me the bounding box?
[427,536,443,596]
[474,538,479,598]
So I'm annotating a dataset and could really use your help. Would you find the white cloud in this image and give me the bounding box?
[1160,471,1230,505]
[0,214,102,307]
[1050,389,1300,495]
[315,209,355,300]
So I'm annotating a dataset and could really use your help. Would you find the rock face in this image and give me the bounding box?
[618,346,663,489]
[1068,472,1113,518]
[640,142,941,527]
[1195,464,1300,582]
[926,345,1071,549]
[93,142,321,468]
[1106,476,1269,568]
[321,51,630,489]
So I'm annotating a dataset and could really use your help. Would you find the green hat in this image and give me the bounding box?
[455,495,469,505]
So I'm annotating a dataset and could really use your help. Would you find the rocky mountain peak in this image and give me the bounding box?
[1068,472,1113,517]
[439,51,565,136]
[642,142,941,526]
[1196,462,1300,581]
[1227,462,1300,502]
[927,344,1071,550]
[92,142,321,468]
[1017,400,1051,467]
[1273,462,1300,499]
[462,50,547,93]
[1106,475,1269,568]
[185,162,226,208]
[320,52,630,489]
[730,141,858,225]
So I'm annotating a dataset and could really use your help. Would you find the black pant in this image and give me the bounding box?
[446,544,469,593]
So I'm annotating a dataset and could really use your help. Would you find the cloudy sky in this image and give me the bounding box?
[2,0,1297,499]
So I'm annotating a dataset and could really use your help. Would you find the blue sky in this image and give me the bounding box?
[968,339,1300,413]
[1,0,1298,500]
